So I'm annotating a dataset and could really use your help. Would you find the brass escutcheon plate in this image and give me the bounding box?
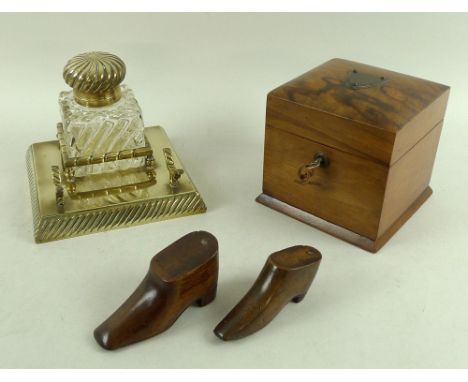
[345,69,388,90]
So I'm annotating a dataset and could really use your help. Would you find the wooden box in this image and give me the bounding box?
[257,58,450,252]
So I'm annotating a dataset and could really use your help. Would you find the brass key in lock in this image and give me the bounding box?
[297,153,329,184]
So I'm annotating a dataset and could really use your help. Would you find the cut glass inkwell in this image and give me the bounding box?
[26,51,206,243]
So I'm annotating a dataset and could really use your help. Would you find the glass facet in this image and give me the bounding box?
[59,85,146,176]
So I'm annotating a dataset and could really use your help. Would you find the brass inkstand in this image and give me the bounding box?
[26,52,206,243]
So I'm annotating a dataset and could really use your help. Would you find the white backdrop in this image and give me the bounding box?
[0,13,467,368]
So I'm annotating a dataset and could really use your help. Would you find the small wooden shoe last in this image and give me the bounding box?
[94,231,219,350]
[214,245,321,341]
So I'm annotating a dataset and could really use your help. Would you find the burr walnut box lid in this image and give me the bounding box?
[267,58,450,165]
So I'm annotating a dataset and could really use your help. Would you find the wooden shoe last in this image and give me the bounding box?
[214,245,321,341]
[94,231,219,350]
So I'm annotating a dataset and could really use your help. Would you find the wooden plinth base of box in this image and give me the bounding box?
[27,126,206,243]
[256,187,432,253]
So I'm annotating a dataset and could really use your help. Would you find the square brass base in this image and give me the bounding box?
[26,126,206,243]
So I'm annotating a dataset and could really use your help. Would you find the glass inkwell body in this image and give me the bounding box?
[59,52,146,177]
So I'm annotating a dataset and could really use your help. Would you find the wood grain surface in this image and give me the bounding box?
[94,231,219,350]
[263,126,387,239]
[214,245,321,340]
[260,58,450,252]
[267,58,449,165]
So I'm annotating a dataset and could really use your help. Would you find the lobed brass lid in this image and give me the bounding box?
[63,51,126,107]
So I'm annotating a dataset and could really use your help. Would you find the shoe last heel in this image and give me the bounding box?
[197,286,217,307]
[291,293,306,303]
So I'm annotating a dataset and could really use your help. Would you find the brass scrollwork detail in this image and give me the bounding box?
[163,148,184,189]
[52,165,65,213]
